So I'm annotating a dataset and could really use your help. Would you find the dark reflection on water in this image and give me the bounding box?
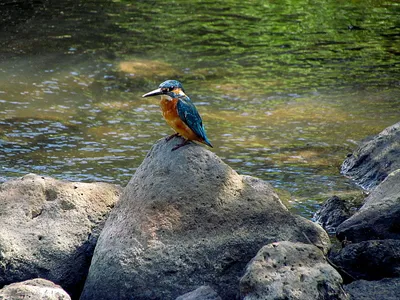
[0,0,399,217]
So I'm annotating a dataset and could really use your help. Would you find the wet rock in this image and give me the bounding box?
[240,241,346,300]
[0,174,122,299]
[341,122,400,190]
[314,196,352,234]
[337,170,400,243]
[329,239,400,281]
[0,278,71,300]
[81,137,330,300]
[344,277,400,300]
[175,285,222,300]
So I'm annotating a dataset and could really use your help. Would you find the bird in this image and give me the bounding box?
[142,80,213,151]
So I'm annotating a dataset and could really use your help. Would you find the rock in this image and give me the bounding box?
[175,285,222,300]
[344,278,400,300]
[341,122,400,190]
[0,174,122,299]
[332,170,400,283]
[81,137,330,300]
[240,241,346,300]
[314,193,365,235]
[0,278,71,300]
[337,170,400,243]
[329,239,400,281]
[314,196,352,234]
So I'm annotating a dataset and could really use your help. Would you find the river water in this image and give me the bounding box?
[0,0,399,217]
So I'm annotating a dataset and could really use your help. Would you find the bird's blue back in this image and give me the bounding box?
[176,95,212,146]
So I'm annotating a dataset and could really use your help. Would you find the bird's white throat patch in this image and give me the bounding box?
[161,94,173,101]
[161,95,172,101]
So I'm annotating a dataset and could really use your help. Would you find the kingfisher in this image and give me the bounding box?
[142,80,213,151]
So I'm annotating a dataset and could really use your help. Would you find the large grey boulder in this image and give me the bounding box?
[0,278,71,300]
[240,241,346,300]
[337,170,400,243]
[0,174,121,299]
[329,239,400,281]
[81,137,330,300]
[341,122,400,190]
[344,278,400,300]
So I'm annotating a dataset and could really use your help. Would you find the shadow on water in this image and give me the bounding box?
[0,0,399,217]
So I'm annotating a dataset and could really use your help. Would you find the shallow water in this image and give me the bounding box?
[0,0,399,217]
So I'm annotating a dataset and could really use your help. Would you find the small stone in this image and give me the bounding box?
[314,196,351,234]
[0,278,71,300]
[175,286,222,300]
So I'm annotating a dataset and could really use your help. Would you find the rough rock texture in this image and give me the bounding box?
[240,241,346,300]
[175,285,222,300]
[329,239,400,281]
[344,278,400,300]
[314,196,352,234]
[81,137,330,300]
[0,174,121,299]
[336,170,400,243]
[341,122,400,190]
[0,278,71,300]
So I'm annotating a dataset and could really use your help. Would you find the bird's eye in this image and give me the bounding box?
[169,86,175,92]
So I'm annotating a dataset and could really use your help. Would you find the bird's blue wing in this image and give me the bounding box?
[176,96,208,141]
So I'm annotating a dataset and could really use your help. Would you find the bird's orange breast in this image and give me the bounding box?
[160,98,199,141]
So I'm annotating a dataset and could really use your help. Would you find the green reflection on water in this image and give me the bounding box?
[0,0,399,216]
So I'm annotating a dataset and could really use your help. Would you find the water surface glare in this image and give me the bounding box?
[1,0,399,217]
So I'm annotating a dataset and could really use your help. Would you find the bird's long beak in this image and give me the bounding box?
[142,88,163,98]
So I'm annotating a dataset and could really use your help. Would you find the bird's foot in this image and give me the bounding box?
[171,139,190,151]
[165,133,180,142]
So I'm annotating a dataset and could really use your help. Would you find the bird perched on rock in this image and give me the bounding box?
[142,80,213,151]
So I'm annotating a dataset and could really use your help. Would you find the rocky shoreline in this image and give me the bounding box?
[0,122,399,300]
[315,122,400,299]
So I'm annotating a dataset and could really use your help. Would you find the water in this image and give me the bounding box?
[0,0,399,217]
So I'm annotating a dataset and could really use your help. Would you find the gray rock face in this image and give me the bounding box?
[314,196,352,234]
[81,138,330,300]
[341,122,400,190]
[344,278,400,300]
[337,170,400,243]
[331,123,400,292]
[0,174,121,299]
[0,278,71,300]
[240,241,346,300]
[175,285,222,300]
[330,239,400,281]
